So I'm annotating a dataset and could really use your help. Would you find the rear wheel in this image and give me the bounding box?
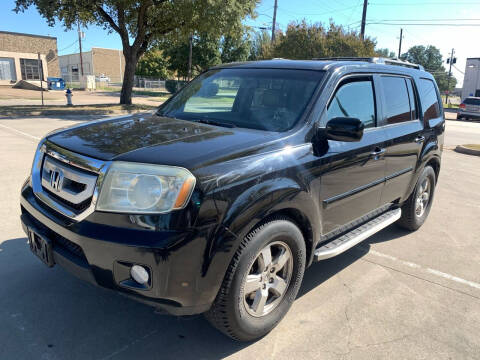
[205,218,306,341]
[397,166,436,231]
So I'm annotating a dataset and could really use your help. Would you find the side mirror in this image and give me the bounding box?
[325,117,364,142]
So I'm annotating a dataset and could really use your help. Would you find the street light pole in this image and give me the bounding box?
[188,34,193,82]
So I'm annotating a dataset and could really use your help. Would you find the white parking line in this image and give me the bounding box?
[364,247,480,291]
[0,123,40,140]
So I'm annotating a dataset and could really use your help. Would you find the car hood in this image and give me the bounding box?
[47,113,279,169]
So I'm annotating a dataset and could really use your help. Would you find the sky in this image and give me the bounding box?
[1,0,479,86]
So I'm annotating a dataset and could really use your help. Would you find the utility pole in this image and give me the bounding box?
[360,0,368,41]
[271,0,278,44]
[398,28,403,58]
[446,48,455,104]
[188,34,193,82]
[77,22,84,77]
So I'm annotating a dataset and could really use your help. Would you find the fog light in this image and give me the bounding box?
[130,265,149,285]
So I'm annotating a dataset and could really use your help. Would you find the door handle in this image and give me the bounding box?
[370,147,386,159]
[415,135,425,143]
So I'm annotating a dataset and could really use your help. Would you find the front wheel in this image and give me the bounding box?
[205,218,306,341]
[397,165,436,231]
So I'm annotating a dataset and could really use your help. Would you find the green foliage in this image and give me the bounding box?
[271,21,377,60]
[376,48,396,58]
[249,30,273,60]
[401,45,457,92]
[14,0,258,104]
[160,28,251,79]
[135,51,171,79]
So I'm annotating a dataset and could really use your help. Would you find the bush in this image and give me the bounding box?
[165,80,187,93]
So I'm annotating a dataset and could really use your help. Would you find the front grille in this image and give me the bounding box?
[40,155,98,215]
[43,187,92,212]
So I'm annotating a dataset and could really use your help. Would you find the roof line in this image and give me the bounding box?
[0,30,57,40]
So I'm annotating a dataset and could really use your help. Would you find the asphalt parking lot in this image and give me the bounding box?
[0,115,479,360]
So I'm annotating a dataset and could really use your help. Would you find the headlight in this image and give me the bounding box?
[96,162,196,214]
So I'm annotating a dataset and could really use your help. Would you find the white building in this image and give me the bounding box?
[461,57,480,100]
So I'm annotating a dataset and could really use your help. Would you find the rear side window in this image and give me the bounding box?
[380,76,411,124]
[327,79,376,128]
[464,98,480,105]
[419,79,441,121]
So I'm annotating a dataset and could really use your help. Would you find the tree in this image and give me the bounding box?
[401,45,457,92]
[160,32,221,79]
[249,30,273,60]
[160,28,251,79]
[376,48,396,58]
[14,0,257,104]
[136,50,171,79]
[220,33,251,64]
[271,21,376,60]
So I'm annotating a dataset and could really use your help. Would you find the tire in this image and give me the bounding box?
[397,166,436,231]
[205,217,306,341]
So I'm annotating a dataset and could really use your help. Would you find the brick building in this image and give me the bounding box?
[0,31,59,85]
[59,47,125,82]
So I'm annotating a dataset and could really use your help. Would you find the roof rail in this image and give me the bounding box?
[312,57,424,71]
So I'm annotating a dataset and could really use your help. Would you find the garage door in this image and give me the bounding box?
[0,58,16,81]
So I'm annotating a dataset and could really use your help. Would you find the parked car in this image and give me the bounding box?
[457,97,480,120]
[96,74,110,82]
[20,58,444,341]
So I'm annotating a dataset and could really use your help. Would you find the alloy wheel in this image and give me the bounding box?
[242,241,293,317]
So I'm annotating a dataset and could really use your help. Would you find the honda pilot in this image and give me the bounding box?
[20,58,444,341]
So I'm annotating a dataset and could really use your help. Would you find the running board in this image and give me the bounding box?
[314,208,401,261]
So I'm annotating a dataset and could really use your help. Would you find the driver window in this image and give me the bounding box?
[327,79,376,128]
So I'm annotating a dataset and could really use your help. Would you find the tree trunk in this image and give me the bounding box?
[120,54,137,105]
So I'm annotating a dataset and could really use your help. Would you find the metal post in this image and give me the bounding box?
[360,0,368,41]
[446,48,454,105]
[271,0,278,44]
[37,52,44,106]
[398,28,403,58]
[188,34,193,81]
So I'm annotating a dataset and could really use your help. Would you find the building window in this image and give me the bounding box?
[0,58,16,81]
[20,58,43,80]
[71,65,79,82]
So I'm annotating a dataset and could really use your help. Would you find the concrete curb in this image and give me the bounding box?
[455,145,480,156]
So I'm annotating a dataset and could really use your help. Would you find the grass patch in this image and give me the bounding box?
[0,104,156,117]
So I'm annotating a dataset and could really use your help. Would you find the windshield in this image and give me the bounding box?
[158,68,324,132]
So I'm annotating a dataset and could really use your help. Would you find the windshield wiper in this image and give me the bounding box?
[192,119,236,128]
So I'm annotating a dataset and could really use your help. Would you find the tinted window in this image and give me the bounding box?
[159,68,323,132]
[327,80,376,128]
[464,97,480,105]
[406,78,418,119]
[419,79,441,121]
[381,76,411,124]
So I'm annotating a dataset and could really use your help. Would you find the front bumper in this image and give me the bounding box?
[20,184,217,316]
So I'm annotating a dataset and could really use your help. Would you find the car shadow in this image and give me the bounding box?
[0,225,407,359]
[0,237,250,360]
[297,223,408,299]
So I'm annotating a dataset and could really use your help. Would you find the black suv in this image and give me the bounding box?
[20,58,444,341]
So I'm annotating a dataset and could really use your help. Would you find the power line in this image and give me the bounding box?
[368,18,480,22]
[453,64,465,75]
[278,4,360,17]
[58,39,78,52]
[367,22,480,26]
[370,1,480,5]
